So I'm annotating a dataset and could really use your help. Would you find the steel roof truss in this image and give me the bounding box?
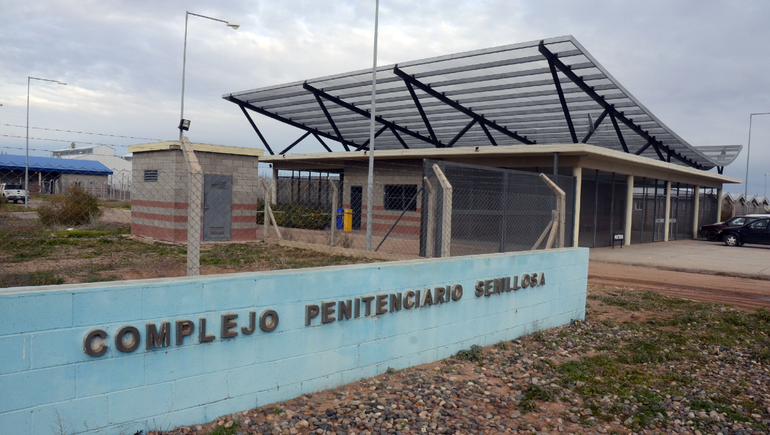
[314,93,348,151]
[547,58,578,143]
[302,82,441,148]
[479,121,498,146]
[393,65,534,145]
[404,81,439,143]
[447,119,478,147]
[538,41,699,169]
[239,104,275,155]
[279,131,311,155]
[608,109,629,153]
[312,133,333,152]
[354,125,389,151]
[390,127,410,149]
[635,139,654,156]
[227,96,361,153]
[581,108,609,143]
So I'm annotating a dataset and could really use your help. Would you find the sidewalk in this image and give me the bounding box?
[589,239,770,280]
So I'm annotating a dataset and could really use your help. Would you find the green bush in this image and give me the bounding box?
[257,202,330,230]
[37,185,102,227]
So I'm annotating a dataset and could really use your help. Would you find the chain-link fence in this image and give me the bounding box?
[424,160,573,257]
[1,139,570,289]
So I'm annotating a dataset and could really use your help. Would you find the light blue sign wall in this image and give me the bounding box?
[0,248,587,435]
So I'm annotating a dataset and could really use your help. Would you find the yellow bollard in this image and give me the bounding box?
[343,209,353,232]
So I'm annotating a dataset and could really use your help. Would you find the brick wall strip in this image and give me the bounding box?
[132,200,188,209]
[132,211,188,223]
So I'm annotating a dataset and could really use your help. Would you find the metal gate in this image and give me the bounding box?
[653,195,666,241]
[203,174,232,241]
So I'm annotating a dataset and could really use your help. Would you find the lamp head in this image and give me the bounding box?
[178,119,191,132]
[226,22,240,30]
[57,81,67,85]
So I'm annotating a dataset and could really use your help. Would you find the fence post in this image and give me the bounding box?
[538,173,566,248]
[260,179,282,239]
[271,165,278,205]
[330,181,338,247]
[261,183,270,242]
[180,136,203,276]
[423,177,435,258]
[433,164,452,257]
[545,210,559,249]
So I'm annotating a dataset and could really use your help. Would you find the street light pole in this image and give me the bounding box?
[764,173,770,199]
[26,76,66,208]
[745,112,770,197]
[365,0,379,251]
[179,11,239,140]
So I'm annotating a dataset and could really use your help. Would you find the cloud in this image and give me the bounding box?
[1,0,768,192]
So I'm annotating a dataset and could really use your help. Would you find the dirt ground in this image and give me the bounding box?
[588,262,770,311]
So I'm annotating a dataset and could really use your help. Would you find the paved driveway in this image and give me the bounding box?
[590,239,770,279]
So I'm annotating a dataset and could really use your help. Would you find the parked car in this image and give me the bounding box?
[0,183,28,204]
[699,215,767,241]
[721,217,770,247]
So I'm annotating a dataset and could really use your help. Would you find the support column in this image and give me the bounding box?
[624,174,634,246]
[271,165,278,205]
[716,187,723,222]
[663,181,671,242]
[572,167,582,247]
[692,186,700,238]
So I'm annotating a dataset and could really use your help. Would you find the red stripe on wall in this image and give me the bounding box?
[132,200,188,209]
[233,204,259,210]
[232,216,256,223]
[132,211,188,223]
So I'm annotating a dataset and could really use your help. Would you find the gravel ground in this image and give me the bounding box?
[147,286,770,435]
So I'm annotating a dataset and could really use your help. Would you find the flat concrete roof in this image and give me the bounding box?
[262,143,740,187]
[128,141,263,157]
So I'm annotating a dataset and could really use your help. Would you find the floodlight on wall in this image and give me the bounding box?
[179,119,191,132]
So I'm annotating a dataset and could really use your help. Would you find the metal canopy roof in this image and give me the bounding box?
[0,154,113,175]
[224,35,740,172]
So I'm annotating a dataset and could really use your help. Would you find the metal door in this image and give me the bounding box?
[203,174,232,241]
[351,186,363,230]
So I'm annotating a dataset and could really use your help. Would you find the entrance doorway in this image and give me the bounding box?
[350,186,363,230]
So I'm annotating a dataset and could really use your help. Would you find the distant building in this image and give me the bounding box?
[0,154,112,195]
[51,144,132,189]
[721,193,770,220]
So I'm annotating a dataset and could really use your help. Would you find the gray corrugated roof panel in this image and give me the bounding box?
[0,154,113,175]
[225,35,741,170]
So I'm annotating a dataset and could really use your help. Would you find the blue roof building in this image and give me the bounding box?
[0,154,112,175]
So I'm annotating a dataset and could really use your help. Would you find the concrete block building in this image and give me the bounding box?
[128,142,262,243]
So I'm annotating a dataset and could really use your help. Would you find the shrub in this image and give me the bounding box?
[257,202,330,230]
[37,185,102,226]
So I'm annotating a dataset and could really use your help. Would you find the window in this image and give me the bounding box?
[749,220,768,229]
[634,201,643,211]
[383,184,418,211]
[144,170,159,182]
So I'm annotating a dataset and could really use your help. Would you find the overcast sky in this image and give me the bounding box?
[1,0,769,195]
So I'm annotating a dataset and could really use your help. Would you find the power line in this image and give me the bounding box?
[1,123,162,142]
[0,134,130,148]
